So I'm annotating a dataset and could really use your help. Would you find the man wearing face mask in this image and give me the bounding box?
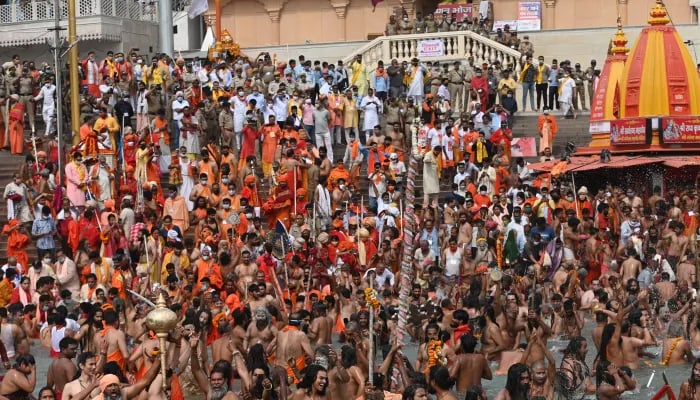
[17,68,36,134]
[164,185,189,233]
[54,249,79,295]
[194,247,222,293]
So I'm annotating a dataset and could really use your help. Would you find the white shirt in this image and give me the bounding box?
[363,268,396,288]
[172,99,190,121]
[34,84,56,108]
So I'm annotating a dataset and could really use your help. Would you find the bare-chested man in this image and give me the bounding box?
[244,307,278,356]
[94,309,128,376]
[328,345,364,400]
[212,319,234,363]
[678,256,697,288]
[308,303,333,345]
[235,251,258,297]
[664,222,689,270]
[450,334,492,397]
[5,303,30,357]
[655,272,676,303]
[679,358,700,400]
[620,249,641,283]
[247,283,276,311]
[61,351,102,400]
[0,354,36,400]
[46,337,78,399]
[276,313,315,385]
[291,364,329,400]
[662,321,694,366]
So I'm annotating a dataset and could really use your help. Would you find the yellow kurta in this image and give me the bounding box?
[349,61,370,97]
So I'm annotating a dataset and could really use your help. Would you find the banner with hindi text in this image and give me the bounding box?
[610,118,651,146]
[434,3,473,22]
[517,1,541,31]
[417,39,445,58]
[660,117,700,144]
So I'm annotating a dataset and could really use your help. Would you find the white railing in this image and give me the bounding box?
[0,0,158,24]
[345,30,522,73]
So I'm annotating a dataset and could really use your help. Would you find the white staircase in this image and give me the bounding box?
[344,30,522,72]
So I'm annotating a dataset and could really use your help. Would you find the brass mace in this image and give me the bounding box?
[145,292,178,390]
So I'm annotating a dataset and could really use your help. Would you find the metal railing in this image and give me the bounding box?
[0,0,158,23]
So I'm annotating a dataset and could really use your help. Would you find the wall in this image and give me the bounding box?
[173,11,203,52]
[215,0,394,46]
[216,0,696,48]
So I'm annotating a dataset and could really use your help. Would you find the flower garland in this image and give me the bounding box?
[660,337,682,366]
[425,340,446,373]
[73,160,86,185]
[496,236,503,268]
[364,287,380,309]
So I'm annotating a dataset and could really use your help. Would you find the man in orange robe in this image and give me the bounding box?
[164,185,190,233]
[194,247,223,292]
[327,159,351,190]
[8,95,24,155]
[261,116,281,177]
[2,219,29,271]
[263,179,293,230]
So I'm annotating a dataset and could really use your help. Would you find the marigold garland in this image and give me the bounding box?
[660,337,682,366]
[496,236,503,268]
[425,340,446,373]
[364,287,380,309]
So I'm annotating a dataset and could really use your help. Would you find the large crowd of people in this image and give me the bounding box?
[0,10,696,400]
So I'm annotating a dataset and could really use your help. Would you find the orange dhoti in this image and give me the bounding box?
[350,165,361,188]
[285,355,306,384]
[107,349,126,374]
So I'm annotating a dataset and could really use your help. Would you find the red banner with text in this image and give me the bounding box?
[660,117,700,144]
[610,118,650,145]
[434,3,473,22]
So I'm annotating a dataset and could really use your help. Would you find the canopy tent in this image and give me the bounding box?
[527,155,700,177]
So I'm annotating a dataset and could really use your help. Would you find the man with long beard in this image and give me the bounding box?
[244,307,277,354]
[679,358,700,399]
[495,363,531,400]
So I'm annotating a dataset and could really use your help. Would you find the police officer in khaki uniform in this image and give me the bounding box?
[436,11,449,32]
[412,12,425,34]
[448,61,466,113]
[585,60,597,109]
[386,15,398,36]
[572,63,587,111]
[18,68,36,133]
[429,64,442,97]
[424,13,437,33]
[398,13,413,34]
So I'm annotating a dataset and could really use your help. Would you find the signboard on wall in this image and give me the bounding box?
[434,3,473,22]
[660,117,700,144]
[517,1,541,31]
[610,118,651,145]
[417,39,445,57]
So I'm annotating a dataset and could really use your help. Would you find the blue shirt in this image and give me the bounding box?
[32,216,56,250]
[374,74,389,92]
[548,68,560,87]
